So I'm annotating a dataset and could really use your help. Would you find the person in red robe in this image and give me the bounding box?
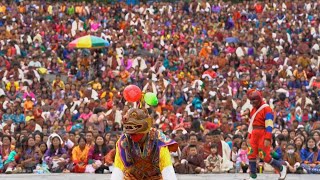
[242,89,287,180]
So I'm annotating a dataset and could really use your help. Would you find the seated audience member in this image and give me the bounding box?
[205,143,222,173]
[300,138,320,174]
[283,144,302,173]
[44,134,69,173]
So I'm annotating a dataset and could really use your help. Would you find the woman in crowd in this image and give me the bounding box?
[0,135,15,173]
[283,144,302,174]
[87,135,109,173]
[44,134,69,173]
[72,136,90,173]
[20,137,40,173]
[300,138,320,174]
[294,136,305,152]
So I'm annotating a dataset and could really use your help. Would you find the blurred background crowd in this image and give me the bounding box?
[0,0,320,175]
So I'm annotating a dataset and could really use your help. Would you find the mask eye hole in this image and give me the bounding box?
[130,112,138,119]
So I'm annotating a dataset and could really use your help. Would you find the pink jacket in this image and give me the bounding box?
[79,112,93,121]
[23,91,36,101]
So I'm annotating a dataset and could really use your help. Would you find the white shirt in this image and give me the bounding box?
[0,88,5,96]
[28,61,42,68]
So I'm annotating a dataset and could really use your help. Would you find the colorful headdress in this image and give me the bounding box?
[122,85,159,135]
[122,108,153,135]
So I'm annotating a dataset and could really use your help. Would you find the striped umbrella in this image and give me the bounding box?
[68,35,110,49]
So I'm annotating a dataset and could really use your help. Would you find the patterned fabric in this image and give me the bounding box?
[248,129,283,177]
[118,128,177,167]
[44,148,68,172]
[248,129,272,163]
[264,112,274,134]
[72,146,90,164]
[301,164,320,174]
[300,149,320,163]
[114,128,177,179]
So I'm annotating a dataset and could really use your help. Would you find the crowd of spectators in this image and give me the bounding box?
[0,0,320,175]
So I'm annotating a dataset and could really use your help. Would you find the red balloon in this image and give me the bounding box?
[123,85,142,102]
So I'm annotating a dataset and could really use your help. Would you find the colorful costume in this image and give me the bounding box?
[246,89,287,180]
[111,108,178,180]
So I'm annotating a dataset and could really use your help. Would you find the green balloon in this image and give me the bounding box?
[144,92,158,106]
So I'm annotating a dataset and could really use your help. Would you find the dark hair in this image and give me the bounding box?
[93,135,108,155]
[69,132,75,136]
[210,143,218,149]
[15,142,23,150]
[49,136,63,154]
[286,143,295,149]
[26,137,36,150]
[39,141,48,152]
[20,137,28,151]
[78,136,87,144]
[306,137,318,152]
[276,134,286,142]
[240,140,248,147]
[188,133,198,140]
[312,131,320,137]
[233,134,243,140]
[86,131,93,136]
[209,129,221,136]
[189,144,197,149]
[34,132,44,141]
[1,134,11,142]
[110,133,118,139]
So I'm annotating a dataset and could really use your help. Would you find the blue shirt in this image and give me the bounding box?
[13,114,25,124]
[300,148,320,163]
[275,147,283,160]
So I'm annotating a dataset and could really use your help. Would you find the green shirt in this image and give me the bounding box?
[67,6,75,16]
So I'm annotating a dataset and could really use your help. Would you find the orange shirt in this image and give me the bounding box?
[24,100,34,111]
[0,5,6,14]
[75,6,83,14]
[199,47,210,59]
[72,145,90,164]
[119,21,127,30]
[60,5,66,12]
[105,149,116,165]
[120,71,130,82]
[217,57,228,69]
[19,5,26,13]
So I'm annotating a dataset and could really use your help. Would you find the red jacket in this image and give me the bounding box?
[249,103,274,140]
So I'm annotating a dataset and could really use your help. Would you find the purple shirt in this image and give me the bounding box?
[44,147,68,161]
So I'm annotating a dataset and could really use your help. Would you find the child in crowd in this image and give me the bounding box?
[174,144,205,174]
[237,140,249,173]
[185,145,205,174]
[6,143,23,173]
[205,143,222,173]
[283,144,302,173]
